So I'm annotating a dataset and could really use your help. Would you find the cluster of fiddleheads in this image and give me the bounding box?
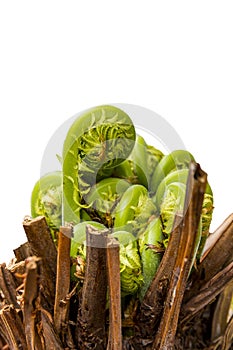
[30,104,214,300]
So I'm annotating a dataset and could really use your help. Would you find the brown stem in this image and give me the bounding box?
[106,236,122,350]
[152,162,207,350]
[200,213,233,275]
[23,216,57,314]
[75,225,108,350]
[185,213,233,302]
[202,214,233,256]
[23,256,43,350]
[14,242,33,262]
[7,259,26,289]
[22,255,65,350]
[0,263,19,308]
[40,308,64,350]
[0,305,27,350]
[54,225,72,344]
[221,315,233,350]
[211,280,233,341]
[0,337,8,350]
[180,261,233,325]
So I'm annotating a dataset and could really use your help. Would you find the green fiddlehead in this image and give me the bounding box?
[153,161,214,260]
[31,171,62,239]
[127,134,149,188]
[150,150,195,194]
[62,105,136,223]
[147,144,164,189]
[159,181,187,236]
[196,193,214,260]
[84,177,131,227]
[113,184,157,236]
[112,231,143,296]
[113,134,164,189]
[138,217,163,300]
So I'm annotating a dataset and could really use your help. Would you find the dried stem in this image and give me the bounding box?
[75,225,108,350]
[0,263,19,308]
[185,213,233,303]
[40,307,64,350]
[14,242,33,262]
[7,259,26,289]
[222,315,233,349]
[180,261,233,325]
[202,213,233,257]
[54,225,72,344]
[0,305,27,349]
[211,280,233,341]
[152,162,207,350]
[22,255,64,350]
[106,237,122,350]
[201,213,233,276]
[23,256,43,350]
[23,216,57,314]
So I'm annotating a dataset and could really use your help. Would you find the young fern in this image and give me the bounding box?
[31,171,62,239]
[138,217,164,300]
[150,150,195,195]
[62,105,136,224]
[113,231,143,296]
[113,184,157,236]
[84,177,131,227]
[112,134,164,189]
[29,104,215,308]
[153,162,214,259]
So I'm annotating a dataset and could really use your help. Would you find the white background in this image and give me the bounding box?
[0,1,232,263]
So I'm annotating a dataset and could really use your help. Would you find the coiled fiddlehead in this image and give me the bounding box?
[113,184,157,237]
[113,134,164,189]
[31,171,62,239]
[147,144,164,189]
[112,231,143,296]
[84,177,131,227]
[62,105,136,223]
[153,162,214,259]
[150,150,195,195]
[138,217,163,300]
